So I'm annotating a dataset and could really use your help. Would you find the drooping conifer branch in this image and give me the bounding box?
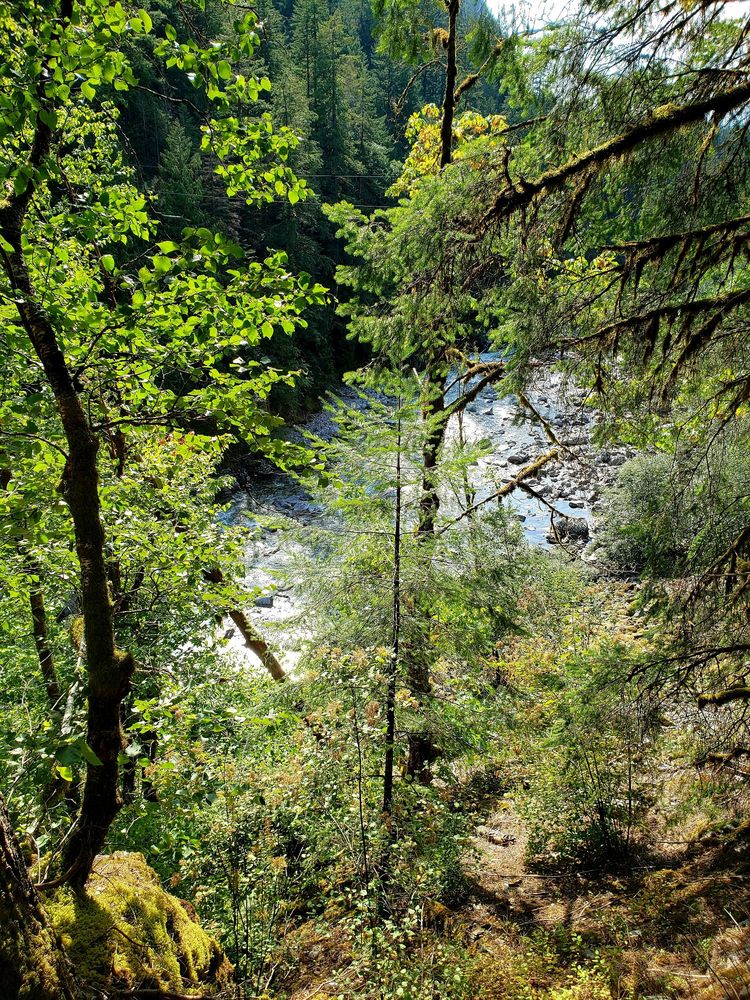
[482,80,750,227]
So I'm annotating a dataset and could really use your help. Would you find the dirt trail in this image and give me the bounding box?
[464,795,636,935]
[462,795,750,998]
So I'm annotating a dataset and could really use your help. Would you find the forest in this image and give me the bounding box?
[2,0,750,997]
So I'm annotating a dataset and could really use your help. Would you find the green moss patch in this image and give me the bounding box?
[48,852,231,994]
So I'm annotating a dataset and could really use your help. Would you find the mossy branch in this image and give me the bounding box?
[697,687,750,708]
[601,212,750,262]
[203,567,287,681]
[482,80,750,226]
[436,447,559,535]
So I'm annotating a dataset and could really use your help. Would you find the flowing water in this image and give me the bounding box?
[222,364,634,674]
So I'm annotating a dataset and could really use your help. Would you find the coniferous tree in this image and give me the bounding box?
[153,118,205,237]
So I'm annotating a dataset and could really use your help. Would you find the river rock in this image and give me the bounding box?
[507,452,530,465]
[254,595,274,608]
[597,450,626,467]
[547,516,590,544]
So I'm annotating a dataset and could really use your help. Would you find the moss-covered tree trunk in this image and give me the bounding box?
[0,794,75,999]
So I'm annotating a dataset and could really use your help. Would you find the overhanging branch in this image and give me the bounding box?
[482,79,750,227]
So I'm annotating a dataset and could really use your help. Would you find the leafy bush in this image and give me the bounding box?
[496,588,662,865]
[599,444,750,576]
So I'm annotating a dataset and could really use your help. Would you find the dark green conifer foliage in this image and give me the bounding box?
[154,119,205,237]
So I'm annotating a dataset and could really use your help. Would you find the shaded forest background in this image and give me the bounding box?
[121,0,507,413]
[4,0,750,997]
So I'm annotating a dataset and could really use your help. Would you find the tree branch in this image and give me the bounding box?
[435,447,558,535]
[698,686,750,709]
[202,567,287,681]
[483,80,750,227]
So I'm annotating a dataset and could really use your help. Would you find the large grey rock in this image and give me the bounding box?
[547,515,590,545]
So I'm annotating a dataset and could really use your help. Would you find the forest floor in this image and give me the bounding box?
[460,792,750,1000]
[465,794,608,931]
[280,791,750,999]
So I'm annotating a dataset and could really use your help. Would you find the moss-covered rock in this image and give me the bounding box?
[47,852,232,994]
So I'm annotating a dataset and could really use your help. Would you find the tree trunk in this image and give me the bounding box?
[404,653,439,784]
[29,589,62,715]
[0,794,76,1000]
[1,202,133,890]
[0,0,133,886]
[406,0,459,775]
[382,417,402,820]
[414,0,458,538]
[410,363,447,780]
[1,468,63,716]
[439,0,459,169]
[417,370,446,536]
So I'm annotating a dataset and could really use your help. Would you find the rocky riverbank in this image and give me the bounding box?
[457,366,636,553]
[221,364,636,674]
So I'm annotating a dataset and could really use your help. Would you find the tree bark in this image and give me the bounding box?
[415,0,460,536]
[417,370,446,537]
[0,793,76,999]
[29,589,62,716]
[227,609,287,681]
[1,468,63,716]
[408,367,444,780]
[0,232,134,885]
[203,566,287,681]
[404,1,460,780]
[383,418,402,820]
[698,686,750,709]
[0,1,134,880]
[439,0,459,169]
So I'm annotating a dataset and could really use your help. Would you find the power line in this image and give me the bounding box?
[138,166,394,179]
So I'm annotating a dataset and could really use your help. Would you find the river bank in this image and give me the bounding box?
[221,366,636,674]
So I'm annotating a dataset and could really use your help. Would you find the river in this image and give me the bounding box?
[222,364,635,675]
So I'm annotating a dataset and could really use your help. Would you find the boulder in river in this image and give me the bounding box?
[547,515,590,545]
[507,452,531,465]
[562,436,587,447]
[597,450,626,467]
